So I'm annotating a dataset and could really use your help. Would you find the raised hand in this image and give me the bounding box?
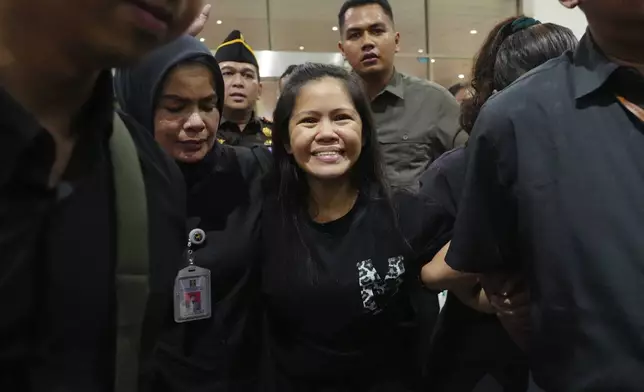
[187,4,211,37]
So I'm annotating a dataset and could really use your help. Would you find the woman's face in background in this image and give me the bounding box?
[287,76,363,182]
[154,63,220,163]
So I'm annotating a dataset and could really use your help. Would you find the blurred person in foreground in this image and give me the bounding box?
[445,0,644,390]
[0,0,209,391]
[420,17,578,392]
[337,0,467,190]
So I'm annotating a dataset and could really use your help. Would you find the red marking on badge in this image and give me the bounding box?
[185,292,201,304]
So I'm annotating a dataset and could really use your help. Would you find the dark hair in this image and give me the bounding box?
[448,82,467,97]
[461,16,578,134]
[338,0,394,31]
[280,64,299,81]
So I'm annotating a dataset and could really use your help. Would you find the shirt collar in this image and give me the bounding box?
[222,111,258,125]
[572,30,621,100]
[372,70,404,101]
[382,70,405,100]
[221,112,261,131]
[0,71,114,185]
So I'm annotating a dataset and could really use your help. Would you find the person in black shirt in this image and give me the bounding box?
[0,0,205,391]
[115,34,271,391]
[215,30,273,149]
[446,1,644,390]
[419,17,578,392]
[260,63,451,391]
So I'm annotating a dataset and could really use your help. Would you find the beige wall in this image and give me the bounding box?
[523,0,587,39]
[198,0,521,86]
[257,80,279,121]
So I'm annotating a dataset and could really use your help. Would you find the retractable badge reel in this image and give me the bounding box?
[174,228,212,323]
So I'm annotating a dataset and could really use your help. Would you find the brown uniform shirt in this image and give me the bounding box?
[371,71,467,189]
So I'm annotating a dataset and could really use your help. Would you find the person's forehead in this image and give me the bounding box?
[296,78,352,106]
[343,4,392,29]
[164,62,212,82]
[171,62,212,75]
[219,61,258,73]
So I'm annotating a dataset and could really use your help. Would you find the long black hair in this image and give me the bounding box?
[461,16,578,134]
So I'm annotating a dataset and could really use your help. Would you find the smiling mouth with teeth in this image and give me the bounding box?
[313,151,341,156]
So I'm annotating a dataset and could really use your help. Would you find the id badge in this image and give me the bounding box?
[174,265,212,323]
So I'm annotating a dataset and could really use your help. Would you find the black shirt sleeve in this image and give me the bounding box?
[445,101,519,273]
[418,148,466,220]
[393,192,453,270]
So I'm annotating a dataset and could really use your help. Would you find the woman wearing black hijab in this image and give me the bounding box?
[115,35,269,391]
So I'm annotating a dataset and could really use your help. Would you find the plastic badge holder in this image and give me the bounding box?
[174,228,212,323]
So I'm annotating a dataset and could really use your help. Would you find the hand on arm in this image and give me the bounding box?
[481,274,531,351]
[421,241,494,314]
[422,241,475,291]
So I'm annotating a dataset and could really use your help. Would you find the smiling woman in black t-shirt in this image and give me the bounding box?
[260,63,451,391]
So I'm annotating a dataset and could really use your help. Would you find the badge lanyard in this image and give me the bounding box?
[173,228,212,323]
[616,95,644,122]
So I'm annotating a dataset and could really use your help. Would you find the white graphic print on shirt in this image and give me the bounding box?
[357,256,405,313]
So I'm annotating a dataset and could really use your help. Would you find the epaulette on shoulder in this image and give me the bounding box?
[261,121,273,138]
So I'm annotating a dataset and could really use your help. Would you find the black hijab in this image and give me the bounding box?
[114,35,226,188]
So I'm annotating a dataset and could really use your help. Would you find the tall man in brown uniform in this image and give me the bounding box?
[0,0,205,390]
[338,0,466,190]
[215,30,273,149]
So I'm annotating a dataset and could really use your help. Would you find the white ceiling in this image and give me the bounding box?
[199,0,519,87]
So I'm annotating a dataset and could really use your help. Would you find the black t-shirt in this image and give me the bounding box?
[0,73,186,391]
[260,191,451,391]
[419,148,526,382]
[447,33,644,390]
[151,145,271,391]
